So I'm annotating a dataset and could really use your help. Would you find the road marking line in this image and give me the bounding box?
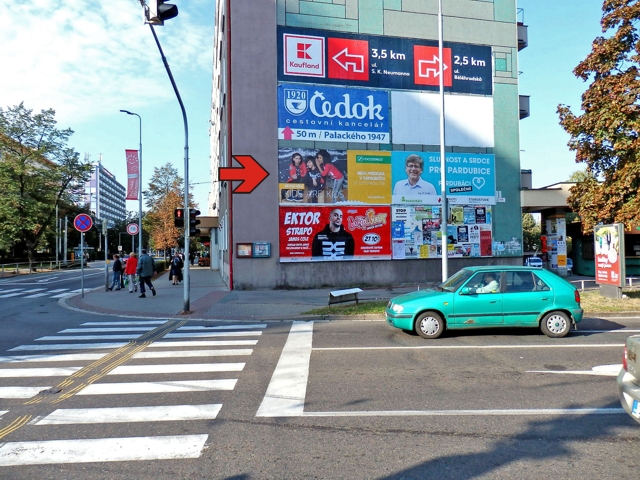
[0,289,24,294]
[132,349,253,358]
[579,329,640,333]
[177,324,267,331]
[0,387,52,398]
[527,364,622,376]
[314,343,624,351]
[81,321,166,326]
[0,353,105,363]
[0,435,209,465]
[20,288,46,293]
[33,404,222,425]
[59,327,159,333]
[257,321,312,417]
[23,293,50,298]
[77,379,237,395]
[0,367,82,377]
[299,408,627,417]
[108,363,245,375]
[9,343,128,352]
[164,332,262,339]
[0,415,32,440]
[148,340,259,347]
[0,293,26,298]
[0,411,6,417]
[48,289,69,293]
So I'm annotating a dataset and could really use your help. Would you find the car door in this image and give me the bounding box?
[502,271,553,325]
[451,271,503,326]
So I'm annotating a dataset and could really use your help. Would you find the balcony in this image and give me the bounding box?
[518,23,528,51]
[519,95,530,119]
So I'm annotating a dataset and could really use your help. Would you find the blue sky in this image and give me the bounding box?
[1,0,215,214]
[517,0,605,186]
[1,0,608,214]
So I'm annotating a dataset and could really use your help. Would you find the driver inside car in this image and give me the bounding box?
[474,272,500,294]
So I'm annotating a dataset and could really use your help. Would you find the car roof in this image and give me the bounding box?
[462,265,544,272]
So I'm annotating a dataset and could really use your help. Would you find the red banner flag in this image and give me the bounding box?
[125,149,139,200]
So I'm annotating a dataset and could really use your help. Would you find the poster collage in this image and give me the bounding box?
[278,148,494,263]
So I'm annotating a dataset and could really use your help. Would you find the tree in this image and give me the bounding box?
[558,1,640,233]
[522,213,541,252]
[0,103,93,265]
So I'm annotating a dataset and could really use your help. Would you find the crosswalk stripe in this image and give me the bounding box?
[77,379,237,395]
[0,292,25,298]
[33,404,222,425]
[80,321,166,326]
[0,367,82,377]
[9,343,128,352]
[0,353,105,363]
[164,332,263,339]
[48,289,69,293]
[24,293,50,299]
[0,435,209,466]
[133,349,253,359]
[0,387,51,399]
[0,411,7,418]
[108,363,245,375]
[20,288,46,293]
[178,324,267,331]
[0,289,24,294]
[51,289,82,298]
[148,340,259,347]
[59,327,158,333]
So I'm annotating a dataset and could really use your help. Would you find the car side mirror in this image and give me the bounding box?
[460,287,472,295]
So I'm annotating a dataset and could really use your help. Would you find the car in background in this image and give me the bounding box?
[566,258,573,275]
[524,256,543,268]
[385,266,583,339]
[617,335,640,424]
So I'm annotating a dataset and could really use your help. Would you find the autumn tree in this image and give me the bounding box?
[558,1,640,232]
[0,103,93,264]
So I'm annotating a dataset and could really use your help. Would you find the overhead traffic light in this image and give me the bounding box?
[174,208,184,228]
[144,0,179,26]
[189,209,201,237]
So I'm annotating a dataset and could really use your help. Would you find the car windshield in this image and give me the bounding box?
[439,269,474,292]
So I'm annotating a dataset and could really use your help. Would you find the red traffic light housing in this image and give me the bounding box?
[174,208,184,228]
[189,209,201,237]
[145,0,178,26]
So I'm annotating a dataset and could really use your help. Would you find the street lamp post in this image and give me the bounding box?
[119,110,143,256]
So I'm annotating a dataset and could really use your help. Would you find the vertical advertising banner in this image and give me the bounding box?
[346,150,391,204]
[280,206,391,262]
[594,224,625,287]
[125,149,139,200]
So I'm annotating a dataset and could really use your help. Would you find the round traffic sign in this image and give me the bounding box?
[127,223,139,235]
[74,214,93,233]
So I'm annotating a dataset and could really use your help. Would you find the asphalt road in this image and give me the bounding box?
[0,285,639,478]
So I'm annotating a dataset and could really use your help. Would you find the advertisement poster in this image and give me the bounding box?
[346,150,392,204]
[391,151,495,205]
[594,224,625,286]
[278,83,390,143]
[278,148,348,204]
[280,206,391,262]
[278,26,493,95]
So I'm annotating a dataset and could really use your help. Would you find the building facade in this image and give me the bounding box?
[211,0,528,289]
[84,162,127,227]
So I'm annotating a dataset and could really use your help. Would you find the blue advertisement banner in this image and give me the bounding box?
[391,151,495,205]
[278,83,390,143]
[278,26,493,96]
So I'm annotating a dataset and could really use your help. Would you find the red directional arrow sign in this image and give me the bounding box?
[219,155,269,194]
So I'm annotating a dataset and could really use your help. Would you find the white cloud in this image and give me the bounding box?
[0,0,214,124]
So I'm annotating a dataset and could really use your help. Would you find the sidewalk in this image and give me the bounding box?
[63,266,416,321]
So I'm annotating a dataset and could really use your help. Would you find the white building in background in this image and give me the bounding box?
[84,162,126,226]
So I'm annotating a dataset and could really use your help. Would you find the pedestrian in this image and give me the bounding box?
[170,252,183,285]
[136,249,157,298]
[189,251,196,266]
[108,254,123,291]
[124,252,138,293]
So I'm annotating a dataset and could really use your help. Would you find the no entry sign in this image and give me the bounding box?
[74,214,93,232]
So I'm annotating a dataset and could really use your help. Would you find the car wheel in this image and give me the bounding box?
[415,311,445,339]
[540,311,571,338]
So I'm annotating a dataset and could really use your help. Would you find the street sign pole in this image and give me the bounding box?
[81,232,85,298]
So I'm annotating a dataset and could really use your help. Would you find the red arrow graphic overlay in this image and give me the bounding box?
[219,155,269,194]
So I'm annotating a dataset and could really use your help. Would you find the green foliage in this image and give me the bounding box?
[558,1,640,233]
[522,213,541,252]
[0,103,93,262]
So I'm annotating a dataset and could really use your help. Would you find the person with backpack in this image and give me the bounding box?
[170,252,184,285]
[108,254,123,291]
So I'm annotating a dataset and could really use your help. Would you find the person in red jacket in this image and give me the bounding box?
[287,152,307,183]
[315,149,345,202]
[124,252,138,293]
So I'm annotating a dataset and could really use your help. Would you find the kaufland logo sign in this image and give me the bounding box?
[284,33,325,77]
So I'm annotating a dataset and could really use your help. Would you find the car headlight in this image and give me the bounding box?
[391,303,404,313]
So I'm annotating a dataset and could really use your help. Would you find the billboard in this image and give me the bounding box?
[278,26,493,96]
[594,224,625,287]
[280,205,392,262]
[278,83,390,143]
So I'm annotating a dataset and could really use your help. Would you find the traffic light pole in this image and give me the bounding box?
[149,24,191,312]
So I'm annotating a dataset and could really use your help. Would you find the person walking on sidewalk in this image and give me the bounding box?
[136,249,157,298]
[124,252,138,293]
[170,252,183,285]
[108,254,123,291]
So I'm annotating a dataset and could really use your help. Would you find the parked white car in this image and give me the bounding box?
[617,335,640,424]
[524,256,543,268]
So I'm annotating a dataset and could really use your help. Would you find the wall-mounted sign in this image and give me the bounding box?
[236,243,253,258]
[278,26,493,96]
[278,83,390,143]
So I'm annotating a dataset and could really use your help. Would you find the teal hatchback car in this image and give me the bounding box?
[386,266,583,339]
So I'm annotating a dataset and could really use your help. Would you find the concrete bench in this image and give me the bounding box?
[328,288,363,306]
